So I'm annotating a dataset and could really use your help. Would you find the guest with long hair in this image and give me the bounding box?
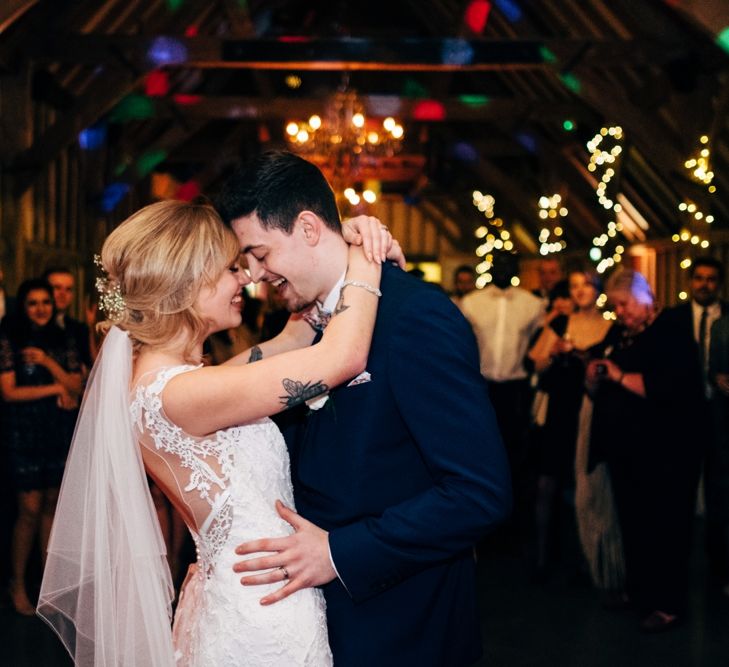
[528,269,611,579]
[0,279,82,615]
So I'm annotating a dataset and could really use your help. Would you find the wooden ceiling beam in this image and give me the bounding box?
[105,94,590,124]
[0,0,39,35]
[29,36,694,71]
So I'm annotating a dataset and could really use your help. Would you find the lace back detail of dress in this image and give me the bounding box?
[130,366,233,577]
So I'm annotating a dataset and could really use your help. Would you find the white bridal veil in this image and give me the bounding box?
[37,326,176,666]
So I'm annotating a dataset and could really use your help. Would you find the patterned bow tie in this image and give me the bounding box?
[302,305,332,332]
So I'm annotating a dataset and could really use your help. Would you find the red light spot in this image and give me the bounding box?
[278,36,310,43]
[184,24,199,37]
[173,94,202,105]
[145,71,169,97]
[176,180,200,201]
[465,0,492,34]
[413,100,446,121]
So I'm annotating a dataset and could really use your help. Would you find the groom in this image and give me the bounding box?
[217,151,511,666]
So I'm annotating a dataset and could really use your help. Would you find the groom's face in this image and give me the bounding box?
[231,212,319,313]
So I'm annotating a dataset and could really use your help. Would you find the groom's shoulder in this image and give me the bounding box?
[382,265,448,304]
[381,264,464,323]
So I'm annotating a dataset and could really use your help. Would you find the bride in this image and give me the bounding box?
[37,200,399,666]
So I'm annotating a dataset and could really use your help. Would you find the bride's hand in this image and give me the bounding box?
[342,216,406,268]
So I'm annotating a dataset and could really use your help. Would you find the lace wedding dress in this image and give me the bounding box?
[130,365,332,666]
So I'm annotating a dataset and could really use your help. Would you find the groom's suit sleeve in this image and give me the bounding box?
[327,288,512,603]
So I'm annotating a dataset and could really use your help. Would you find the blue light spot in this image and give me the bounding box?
[493,0,522,23]
[441,39,474,66]
[515,131,537,154]
[147,37,188,67]
[78,122,107,150]
[100,183,131,213]
[452,141,479,163]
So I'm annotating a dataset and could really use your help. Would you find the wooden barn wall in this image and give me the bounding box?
[633,233,729,308]
[0,70,146,317]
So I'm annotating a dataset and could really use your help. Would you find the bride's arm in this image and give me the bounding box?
[221,314,315,367]
[163,244,381,436]
[222,215,404,367]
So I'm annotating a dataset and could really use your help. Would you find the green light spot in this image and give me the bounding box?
[136,149,168,178]
[403,79,429,99]
[539,46,558,64]
[562,119,575,131]
[113,162,127,176]
[167,0,184,11]
[559,73,581,94]
[459,95,490,108]
[717,27,729,54]
[109,95,155,122]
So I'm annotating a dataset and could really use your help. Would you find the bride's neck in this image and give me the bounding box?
[135,331,204,368]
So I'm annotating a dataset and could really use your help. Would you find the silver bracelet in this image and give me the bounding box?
[341,280,382,297]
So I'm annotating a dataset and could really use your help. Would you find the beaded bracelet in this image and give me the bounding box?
[341,280,382,297]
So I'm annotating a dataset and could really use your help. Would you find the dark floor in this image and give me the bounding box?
[1,521,728,666]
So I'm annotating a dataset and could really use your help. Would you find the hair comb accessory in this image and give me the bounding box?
[94,254,126,322]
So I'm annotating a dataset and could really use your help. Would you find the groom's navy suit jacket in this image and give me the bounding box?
[282,264,511,666]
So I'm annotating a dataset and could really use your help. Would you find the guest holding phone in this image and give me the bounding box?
[585,269,703,632]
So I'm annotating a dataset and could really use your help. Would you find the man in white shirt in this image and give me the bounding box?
[461,252,544,520]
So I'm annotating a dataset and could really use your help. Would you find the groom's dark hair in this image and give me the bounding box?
[215,151,342,234]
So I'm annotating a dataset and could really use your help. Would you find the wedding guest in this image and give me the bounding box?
[709,312,729,594]
[533,257,564,302]
[451,264,476,310]
[0,279,82,615]
[42,267,97,369]
[663,257,728,582]
[586,269,703,631]
[461,252,544,476]
[528,269,610,579]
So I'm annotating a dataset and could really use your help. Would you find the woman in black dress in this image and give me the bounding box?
[0,279,82,614]
[529,271,610,578]
[587,269,703,631]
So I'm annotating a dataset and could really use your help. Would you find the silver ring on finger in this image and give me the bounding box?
[278,565,289,580]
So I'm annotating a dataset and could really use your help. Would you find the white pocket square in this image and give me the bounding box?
[347,371,372,387]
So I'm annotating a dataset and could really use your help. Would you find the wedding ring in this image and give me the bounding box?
[380,225,388,231]
[279,565,289,580]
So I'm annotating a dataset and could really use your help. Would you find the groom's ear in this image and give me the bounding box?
[297,211,322,247]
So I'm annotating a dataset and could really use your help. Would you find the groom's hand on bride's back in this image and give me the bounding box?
[232,499,336,605]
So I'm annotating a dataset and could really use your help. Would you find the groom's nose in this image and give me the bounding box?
[246,258,266,283]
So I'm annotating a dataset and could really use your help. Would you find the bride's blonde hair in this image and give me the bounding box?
[100,200,241,361]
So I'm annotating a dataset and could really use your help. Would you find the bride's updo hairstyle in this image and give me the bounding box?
[100,200,240,360]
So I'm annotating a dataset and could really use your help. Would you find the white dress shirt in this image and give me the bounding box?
[692,299,722,348]
[461,285,545,382]
[320,273,346,314]
[692,299,722,398]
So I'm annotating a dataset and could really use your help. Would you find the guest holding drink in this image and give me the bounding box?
[0,279,82,615]
[528,270,610,579]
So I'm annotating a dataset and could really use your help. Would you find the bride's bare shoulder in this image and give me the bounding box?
[132,349,188,387]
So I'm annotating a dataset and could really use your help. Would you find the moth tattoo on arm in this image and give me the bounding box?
[248,346,263,363]
[279,378,330,408]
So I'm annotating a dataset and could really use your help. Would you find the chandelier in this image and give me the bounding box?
[284,88,404,194]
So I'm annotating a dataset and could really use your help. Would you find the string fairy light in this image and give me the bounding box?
[586,126,626,273]
[472,191,514,288]
[537,194,567,255]
[674,134,716,299]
